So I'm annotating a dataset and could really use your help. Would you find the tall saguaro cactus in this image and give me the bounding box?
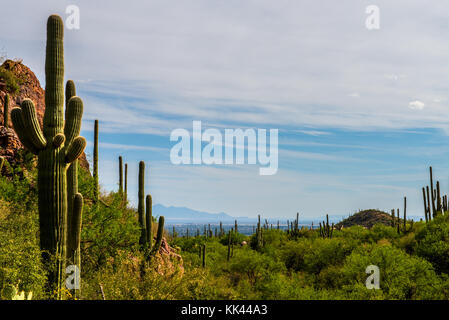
[124,163,128,202]
[145,194,153,251]
[93,119,99,202]
[138,161,146,247]
[11,15,86,298]
[3,93,9,128]
[118,156,123,195]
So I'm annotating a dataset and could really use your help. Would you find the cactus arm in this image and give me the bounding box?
[64,96,83,145]
[10,107,40,154]
[150,216,164,256]
[65,80,76,119]
[65,136,86,164]
[20,99,47,150]
[52,133,65,147]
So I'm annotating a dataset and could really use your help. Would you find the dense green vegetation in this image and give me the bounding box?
[1,155,449,300]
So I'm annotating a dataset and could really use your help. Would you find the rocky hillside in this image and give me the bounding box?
[335,209,395,229]
[0,59,89,169]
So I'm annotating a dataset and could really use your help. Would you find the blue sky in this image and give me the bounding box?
[2,1,449,218]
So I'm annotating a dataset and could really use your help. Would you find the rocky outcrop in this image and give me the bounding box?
[154,237,184,276]
[0,60,89,170]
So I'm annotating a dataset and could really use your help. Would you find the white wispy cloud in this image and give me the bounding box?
[408,100,425,110]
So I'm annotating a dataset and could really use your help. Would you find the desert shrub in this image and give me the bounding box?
[338,225,371,242]
[0,197,46,299]
[415,214,449,274]
[281,238,357,274]
[339,243,444,299]
[369,224,400,242]
[0,66,21,94]
[228,247,285,287]
[81,192,140,274]
[219,231,247,246]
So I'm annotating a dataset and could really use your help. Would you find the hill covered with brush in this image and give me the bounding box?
[336,209,395,229]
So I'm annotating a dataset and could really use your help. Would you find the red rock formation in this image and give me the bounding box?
[0,60,89,170]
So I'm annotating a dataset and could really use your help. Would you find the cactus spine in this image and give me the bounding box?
[93,119,99,202]
[11,15,86,298]
[3,93,9,127]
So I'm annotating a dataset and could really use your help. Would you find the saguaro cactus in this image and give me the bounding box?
[227,230,232,261]
[118,156,123,195]
[11,15,86,298]
[3,93,9,128]
[202,244,206,268]
[145,194,152,250]
[138,161,146,247]
[124,163,128,202]
[93,119,99,202]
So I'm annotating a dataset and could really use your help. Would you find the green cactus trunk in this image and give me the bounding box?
[138,161,146,247]
[3,93,9,128]
[426,186,432,221]
[422,187,428,223]
[430,167,435,217]
[93,119,99,202]
[145,194,153,250]
[202,244,206,268]
[118,156,123,195]
[227,230,231,261]
[403,196,407,232]
[150,216,164,256]
[397,209,400,234]
[11,15,86,299]
[124,163,128,202]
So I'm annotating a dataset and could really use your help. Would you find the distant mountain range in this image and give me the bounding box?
[152,204,247,223]
[152,204,348,224]
[151,204,424,226]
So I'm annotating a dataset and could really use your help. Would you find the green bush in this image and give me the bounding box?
[339,243,444,299]
[0,66,22,94]
[415,214,449,274]
[281,237,357,274]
